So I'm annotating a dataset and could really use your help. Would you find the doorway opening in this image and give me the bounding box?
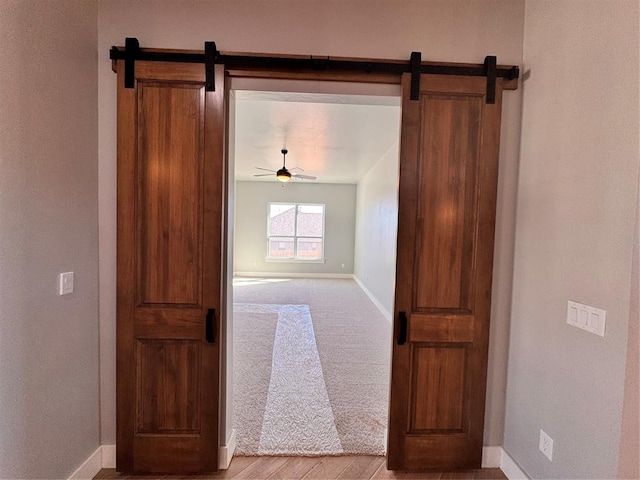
[228,83,402,456]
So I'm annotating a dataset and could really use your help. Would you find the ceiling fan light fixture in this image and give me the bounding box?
[276,168,291,182]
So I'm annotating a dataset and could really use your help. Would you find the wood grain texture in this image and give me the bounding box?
[226,68,400,84]
[414,94,481,311]
[387,70,421,471]
[137,82,203,306]
[116,58,138,473]
[266,457,322,479]
[302,457,356,480]
[116,59,225,473]
[337,456,386,479]
[136,340,200,433]
[408,316,474,343]
[388,74,504,470]
[136,61,206,83]
[233,457,290,479]
[94,456,507,479]
[410,347,466,432]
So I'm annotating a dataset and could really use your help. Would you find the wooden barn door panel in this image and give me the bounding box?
[116,60,225,473]
[388,74,503,470]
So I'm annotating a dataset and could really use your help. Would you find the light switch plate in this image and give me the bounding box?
[59,272,74,295]
[567,300,606,337]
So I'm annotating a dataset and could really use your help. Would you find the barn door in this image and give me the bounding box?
[116,60,225,473]
[388,73,503,470]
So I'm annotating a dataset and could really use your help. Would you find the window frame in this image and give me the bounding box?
[266,202,326,263]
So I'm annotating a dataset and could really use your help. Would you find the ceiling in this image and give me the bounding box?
[233,91,401,184]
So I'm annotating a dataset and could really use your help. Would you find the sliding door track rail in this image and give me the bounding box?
[110,37,519,103]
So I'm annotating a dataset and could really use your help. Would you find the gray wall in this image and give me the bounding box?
[234,182,356,275]
[504,1,639,478]
[0,1,100,478]
[354,142,400,318]
[618,185,639,478]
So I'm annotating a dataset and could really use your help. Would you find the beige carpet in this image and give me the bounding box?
[232,278,392,456]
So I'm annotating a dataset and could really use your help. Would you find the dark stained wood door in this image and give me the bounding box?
[116,60,225,473]
[388,73,504,470]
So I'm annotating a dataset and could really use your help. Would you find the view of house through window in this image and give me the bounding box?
[268,203,325,260]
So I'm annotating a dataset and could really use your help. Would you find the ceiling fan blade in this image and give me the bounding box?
[292,174,317,181]
[254,167,276,172]
[289,166,303,172]
[253,173,274,177]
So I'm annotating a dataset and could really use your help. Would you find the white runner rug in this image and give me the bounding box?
[233,279,391,456]
[237,303,343,455]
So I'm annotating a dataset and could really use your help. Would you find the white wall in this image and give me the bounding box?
[98,0,525,447]
[504,1,639,478]
[354,141,400,318]
[234,182,356,275]
[0,1,100,478]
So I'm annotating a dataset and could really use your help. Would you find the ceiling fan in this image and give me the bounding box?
[254,149,317,182]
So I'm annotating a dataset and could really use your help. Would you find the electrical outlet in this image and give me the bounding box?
[539,429,553,461]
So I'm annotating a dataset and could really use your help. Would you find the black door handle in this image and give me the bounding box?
[206,308,215,343]
[398,311,408,345]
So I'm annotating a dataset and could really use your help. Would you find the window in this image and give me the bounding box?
[267,203,325,261]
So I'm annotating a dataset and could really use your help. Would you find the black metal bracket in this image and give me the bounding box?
[484,55,497,104]
[410,51,422,101]
[123,37,140,89]
[205,41,217,92]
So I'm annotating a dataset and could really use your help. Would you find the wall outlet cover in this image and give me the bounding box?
[539,429,553,461]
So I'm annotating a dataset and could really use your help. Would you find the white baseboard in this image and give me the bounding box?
[500,448,529,479]
[67,444,115,479]
[69,445,116,480]
[101,444,116,468]
[68,446,103,480]
[481,446,501,468]
[234,272,353,279]
[219,428,237,469]
[353,275,392,322]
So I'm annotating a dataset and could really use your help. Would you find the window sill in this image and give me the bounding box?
[265,258,326,264]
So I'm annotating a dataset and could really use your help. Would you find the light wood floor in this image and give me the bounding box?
[94,456,507,479]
